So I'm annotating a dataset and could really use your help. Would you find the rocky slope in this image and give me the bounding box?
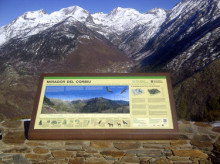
[0,11,132,120]
[174,59,220,121]
[136,0,220,121]
[139,0,220,78]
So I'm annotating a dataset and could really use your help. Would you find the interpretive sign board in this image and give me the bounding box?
[28,73,179,140]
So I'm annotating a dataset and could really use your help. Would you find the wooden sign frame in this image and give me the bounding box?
[28,73,179,140]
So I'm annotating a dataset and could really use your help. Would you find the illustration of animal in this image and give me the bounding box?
[106,86,113,93]
[122,120,128,125]
[117,122,121,127]
[108,123,113,127]
[120,87,127,94]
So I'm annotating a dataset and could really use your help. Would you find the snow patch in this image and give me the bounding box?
[79,35,90,40]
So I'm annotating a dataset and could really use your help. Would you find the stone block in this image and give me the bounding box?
[100,150,125,158]
[26,141,46,146]
[69,157,85,164]
[142,143,170,149]
[2,147,31,153]
[13,154,30,164]
[127,150,162,157]
[173,161,193,164]
[114,142,141,150]
[41,158,69,164]
[46,141,65,148]
[33,147,49,154]
[196,159,212,164]
[142,140,170,144]
[191,134,212,142]
[2,121,22,129]
[124,153,136,157]
[90,141,112,149]
[3,131,26,144]
[1,159,14,164]
[140,159,151,164]
[65,141,89,147]
[156,157,173,164]
[76,152,92,158]
[65,145,83,151]
[85,162,108,164]
[172,150,208,159]
[170,140,189,146]
[191,140,213,150]
[25,154,51,160]
[85,148,98,153]
[52,150,73,158]
[197,126,213,134]
[168,156,190,161]
[191,135,213,151]
[65,141,83,145]
[85,157,106,162]
[121,156,140,163]
[0,154,13,158]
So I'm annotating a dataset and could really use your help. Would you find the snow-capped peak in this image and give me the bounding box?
[21,9,47,20]
[108,7,140,16]
[0,6,93,46]
[51,6,90,22]
[146,8,167,16]
[60,6,87,15]
[0,5,166,46]
[92,7,167,34]
[0,9,52,46]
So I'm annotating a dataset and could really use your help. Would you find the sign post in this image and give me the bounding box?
[28,73,179,140]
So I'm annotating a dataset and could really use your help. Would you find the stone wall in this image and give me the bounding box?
[0,120,220,164]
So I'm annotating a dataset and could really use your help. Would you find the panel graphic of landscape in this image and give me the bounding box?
[42,86,129,114]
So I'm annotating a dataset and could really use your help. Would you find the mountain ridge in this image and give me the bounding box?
[0,5,167,48]
[0,0,219,121]
[42,96,129,114]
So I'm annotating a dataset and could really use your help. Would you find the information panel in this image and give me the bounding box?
[28,73,179,140]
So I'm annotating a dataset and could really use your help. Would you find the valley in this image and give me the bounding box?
[0,0,219,121]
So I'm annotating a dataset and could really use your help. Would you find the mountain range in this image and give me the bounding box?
[0,0,219,121]
[42,97,129,114]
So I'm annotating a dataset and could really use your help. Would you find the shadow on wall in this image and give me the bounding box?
[23,120,30,139]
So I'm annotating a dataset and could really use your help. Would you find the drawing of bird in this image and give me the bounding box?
[123,120,128,125]
[106,86,112,93]
[120,87,127,94]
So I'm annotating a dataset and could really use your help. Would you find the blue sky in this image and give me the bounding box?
[0,0,181,27]
[45,86,129,101]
